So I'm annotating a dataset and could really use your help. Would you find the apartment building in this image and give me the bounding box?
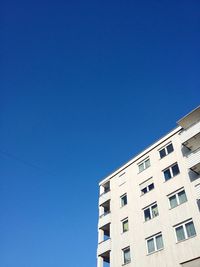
[97,106,200,267]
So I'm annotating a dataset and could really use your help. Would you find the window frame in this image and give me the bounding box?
[168,188,187,209]
[143,202,159,221]
[163,162,180,181]
[122,246,131,265]
[138,157,151,173]
[141,182,154,195]
[146,232,164,254]
[122,218,129,233]
[159,142,174,159]
[120,193,128,207]
[174,219,196,243]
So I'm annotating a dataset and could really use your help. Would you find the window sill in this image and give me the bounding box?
[122,261,131,266]
[138,166,150,174]
[169,201,187,210]
[159,151,174,160]
[143,215,159,223]
[120,204,128,209]
[164,173,180,183]
[98,238,111,245]
[121,230,129,235]
[176,234,196,244]
[147,248,164,256]
[140,189,154,197]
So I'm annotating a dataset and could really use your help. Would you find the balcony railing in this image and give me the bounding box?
[99,190,111,206]
[98,211,111,228]
[100,188,110,197]
[187,147,200,171]
[97,238,111,256]
[99,211,111,219]
[179,120,200,145]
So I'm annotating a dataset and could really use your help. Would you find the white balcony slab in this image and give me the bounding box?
[99,190,111,206]
[97,238,111,256]
[98,212,111,228]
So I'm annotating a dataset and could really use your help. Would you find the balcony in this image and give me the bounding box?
[187,147,200,174]
[178,106,200,129]
[97,238,111,256]
[99,190,111,206]
[179,120,200,148]
[99,211,111,228]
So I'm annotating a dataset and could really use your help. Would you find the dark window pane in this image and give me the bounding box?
[172,164,180,176]
[123,248,131,264]
[121,195,127,206]
[164,169,171,181]
[148,183,154,191]
[144,208,151,221]
[142,187,148,194]
[167,143,174,154]
[159,148,166,158]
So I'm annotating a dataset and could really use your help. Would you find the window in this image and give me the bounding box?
[122,218,129,233]
[122,247,131,264]
[100,181,110,195]
[121,194,127,207]
[168,189,187,209]
[195,184,200,211]
[174,219,196,242]
[138,158,150,173]
[146,233,164,254]
[100,200,110,217]
[144,202,159,221]
[159,143,174,159]
[140,178,154,195]
[163,163,180,181]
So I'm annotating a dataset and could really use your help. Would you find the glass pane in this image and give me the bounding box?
[121,195,127,206]
[159,148,166,158]
[176,225,185,241]
[141,187,148,195]
[178,190,187,204]
[148,183,154,191]
[147,238,155,253]
[145,159,150,168]
[169,195,178,208]
[123,220,129,232]
[186,221,196,238]
[124,249,130,263]
[139,163,144,172]
[167,143,174,154]
[172,164,180,176]
[144,208,151,221]
[156,235,163,250]
[152,204,159,217]
[164,169,171,181]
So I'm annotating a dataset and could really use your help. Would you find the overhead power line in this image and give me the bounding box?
[0,149,56,177]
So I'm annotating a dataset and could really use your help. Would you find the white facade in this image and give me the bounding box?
[97,106,200,267]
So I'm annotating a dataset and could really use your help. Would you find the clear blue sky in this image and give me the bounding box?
[1,0,200,266]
